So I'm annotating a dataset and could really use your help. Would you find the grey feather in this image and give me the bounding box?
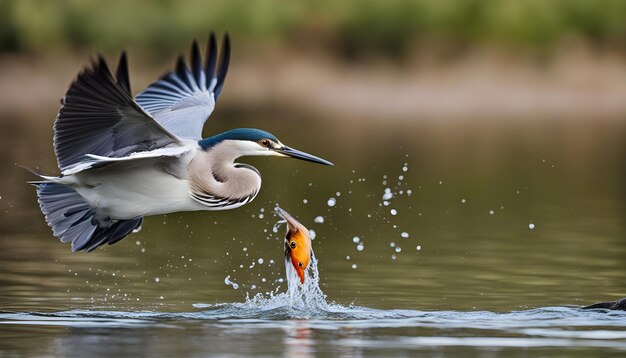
[205,33,217,85]
[214,33,230,99]
[116,51,131,95]
[54,55,181,171]
[135,34,231,140]
[36,182,143,252]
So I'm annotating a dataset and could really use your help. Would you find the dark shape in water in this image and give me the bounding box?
[583,297,626,311]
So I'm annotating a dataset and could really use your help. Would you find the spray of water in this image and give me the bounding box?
[238,207,338,315]
[203,252,349,319]
[196,208,352,318]
[282,253,331,311]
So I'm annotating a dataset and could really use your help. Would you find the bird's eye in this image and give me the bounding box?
[260,139,270,147]
[290,241,296,249]
[298,262,303,267]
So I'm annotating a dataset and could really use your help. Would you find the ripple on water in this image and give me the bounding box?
[2,205,626,350]
[2,252,626,346]
[2,305,626,344]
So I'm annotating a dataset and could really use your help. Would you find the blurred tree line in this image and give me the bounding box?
[0,0,624,58]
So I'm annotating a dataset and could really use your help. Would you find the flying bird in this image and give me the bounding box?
[33,33,332,252]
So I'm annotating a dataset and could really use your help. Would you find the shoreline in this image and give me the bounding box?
[1,49,625,122]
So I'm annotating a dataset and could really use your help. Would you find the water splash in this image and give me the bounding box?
[284,254,329,311]
[194,254,355,319]
[234,254,336,317]
[209,206,338,317]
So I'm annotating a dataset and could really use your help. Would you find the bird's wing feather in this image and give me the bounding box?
[135,33,231,141]
[61,146,191,176]
[190,189,256,210]
[54,53,183,172]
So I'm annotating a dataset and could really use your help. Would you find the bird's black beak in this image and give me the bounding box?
[274,146,333,166]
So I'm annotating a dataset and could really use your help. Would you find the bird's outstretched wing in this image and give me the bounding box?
[60,146,191,176]
[54,53,184,173]
[135,33,231,141]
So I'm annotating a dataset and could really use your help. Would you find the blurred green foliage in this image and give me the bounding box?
[0,0,624,57]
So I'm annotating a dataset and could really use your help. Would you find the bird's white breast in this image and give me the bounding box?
[70,152,205,219]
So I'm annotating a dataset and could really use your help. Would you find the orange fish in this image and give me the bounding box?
[278,208,311,284]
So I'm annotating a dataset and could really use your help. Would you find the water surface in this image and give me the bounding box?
[1,112,625,356]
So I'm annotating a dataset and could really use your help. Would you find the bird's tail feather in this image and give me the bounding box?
[20,164,61,184]
[35,182,142,252]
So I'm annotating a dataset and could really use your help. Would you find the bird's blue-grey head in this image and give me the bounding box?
[198,128,333,166]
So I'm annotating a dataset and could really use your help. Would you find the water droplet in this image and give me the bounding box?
[302,199,308,204]
[395,247,401,253]
[390,242,396,248]
[352,236,360,243]
[489,210,495,215]
[529,223,535,230]
[327,198,336,207]
[154,277,160,283]
[382,188,393,201]
[224,275,239,289]
[357,244,364,251]
[461,198,466,204]
[309,229,316,240]
[257,258,264,264]
[416,245,422,251]
[314,216,324,224]
[401,232,409,238]
[391,254,397,260]
[390,209,397,215]
[351,264,357,269]
[258,213,264,219]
